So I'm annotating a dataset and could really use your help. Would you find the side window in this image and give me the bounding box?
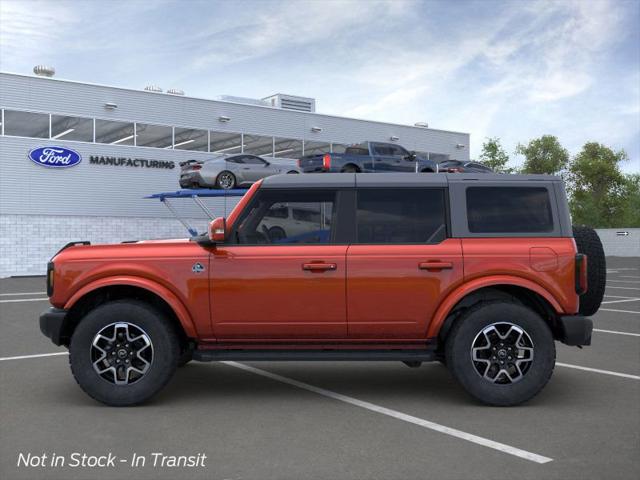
[233,190,336,245]
[356,189,447,244]
[226,156,243,164]
[242,155,266,165]
[390,145,409,157]
[466,187,553,233]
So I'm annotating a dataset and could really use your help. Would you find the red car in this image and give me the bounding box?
[40,173,604,406]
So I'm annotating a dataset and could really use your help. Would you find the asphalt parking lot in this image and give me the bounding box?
[1,257,639,480]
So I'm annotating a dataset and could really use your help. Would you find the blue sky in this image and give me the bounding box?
[1,0,638,172]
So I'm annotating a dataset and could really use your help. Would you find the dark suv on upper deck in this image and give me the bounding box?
[40,173,605,406]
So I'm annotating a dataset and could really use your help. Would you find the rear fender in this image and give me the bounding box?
[427,275,563,338]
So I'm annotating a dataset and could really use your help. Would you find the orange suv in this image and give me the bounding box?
[40,173,605,406]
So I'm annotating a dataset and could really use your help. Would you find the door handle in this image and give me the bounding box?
[419,261,453,271]
[302,263,337,272]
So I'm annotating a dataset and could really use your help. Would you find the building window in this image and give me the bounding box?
[273,137,303,158]
[303,140,331,156]
[244,134,274,156]
[331,143,348,154]
[95,119,135,145]
[173,127,208,151]
[51,114,93,142]
[210,131,243,154]
[135,123,173,149]
[3,110,49,138]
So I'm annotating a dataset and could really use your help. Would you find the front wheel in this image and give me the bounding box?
[69,300,180,406]
[445,302,555,406]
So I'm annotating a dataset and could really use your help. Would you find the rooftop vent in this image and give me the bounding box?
[262,94,316,113]
[167,88,185,96]
[33,65,55,77]
[144,85,163,93]
[414,122,429,128]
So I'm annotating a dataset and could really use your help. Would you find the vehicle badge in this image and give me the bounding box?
[192,262,205,274]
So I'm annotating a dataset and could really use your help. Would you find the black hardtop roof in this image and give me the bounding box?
[260,172,561,189]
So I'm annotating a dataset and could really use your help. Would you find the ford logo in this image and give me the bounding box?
[28,146,82,168]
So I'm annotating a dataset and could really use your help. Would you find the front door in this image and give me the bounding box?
[210,188,348,339]
[346,187,463,338]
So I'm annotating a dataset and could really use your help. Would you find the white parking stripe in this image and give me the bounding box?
[0,352,68,362]
[0,297,49,304]
[606,286,640,291]
[607,280,640,284]
[599,308,640,315]
[618,275,640,279]
[223,361,553,464]
[556,363,640,380]
[0,292,46,296]
[593,328,640,337]
[601,298,640,304]
[604,295,636,299]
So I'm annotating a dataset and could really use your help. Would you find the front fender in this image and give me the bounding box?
[426,275,563,338]
[64,276,198,338]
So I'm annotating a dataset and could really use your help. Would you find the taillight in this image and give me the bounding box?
[575,254,588,295]
[446,167,463,173]
[297,158,302,168]
[322,153,331,170]
[192,165,202,170]
[47,262,54,297]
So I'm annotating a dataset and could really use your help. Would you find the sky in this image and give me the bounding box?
[1,0,638,172]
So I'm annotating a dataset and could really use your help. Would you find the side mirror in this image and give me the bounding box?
[264,161,271,166]
[208,217,226,243]
[405,151,417,161]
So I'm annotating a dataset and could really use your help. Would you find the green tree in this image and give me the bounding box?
[619,173,640,227]
[516,135,569,175]
[479,137,513,173]
[568,142,629,228]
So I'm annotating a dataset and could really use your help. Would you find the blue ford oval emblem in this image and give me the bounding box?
[28,146,82,168]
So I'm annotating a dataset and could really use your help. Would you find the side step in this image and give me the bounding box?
[192,349,437,362]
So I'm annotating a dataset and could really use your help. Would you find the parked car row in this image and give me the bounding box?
[179,141,494,190]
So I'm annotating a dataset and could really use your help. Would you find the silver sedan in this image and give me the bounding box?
[179,154,300,189]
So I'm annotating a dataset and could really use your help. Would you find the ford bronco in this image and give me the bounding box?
[40,173,605,406]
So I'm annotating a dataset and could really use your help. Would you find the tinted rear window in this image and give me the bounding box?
[466,187,553,233]
[356,189,447,244]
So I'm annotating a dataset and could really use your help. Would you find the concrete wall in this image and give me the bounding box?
[595,228,640,257]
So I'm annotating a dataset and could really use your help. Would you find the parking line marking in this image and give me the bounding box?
[593,328,640,337]
[0,352,68,362]
[607,280,640,284]
[599,308,640,315]
[601,298,640,304]
[556,363,640,380]
[0,292,46,296]
[604,295,636,299]
[605,286,640,291]
[0,297,49,303]
[223,361,553,464]
[618,275,640,279]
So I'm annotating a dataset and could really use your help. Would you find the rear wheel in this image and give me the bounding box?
[572,225,606,316]
[445,301,555,406]
[286,170,299,174]
[341,165,358,173]
[216,171,236,190]
[69,300,180,406]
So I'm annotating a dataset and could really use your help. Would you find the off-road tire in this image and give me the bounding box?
[572,225,606,316]
[445,301,555,406]
[69,300,180,406]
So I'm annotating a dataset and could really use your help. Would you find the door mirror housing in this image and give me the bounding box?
[209,217,226,243]
[405,151,417,161]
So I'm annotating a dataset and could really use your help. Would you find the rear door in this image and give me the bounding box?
[346,187,463,338]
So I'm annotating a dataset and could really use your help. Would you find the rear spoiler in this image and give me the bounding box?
[179,159,203,167]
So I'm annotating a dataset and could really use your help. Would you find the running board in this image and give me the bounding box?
[192,349,437,362]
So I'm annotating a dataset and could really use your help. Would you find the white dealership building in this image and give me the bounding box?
[0,69,470,277]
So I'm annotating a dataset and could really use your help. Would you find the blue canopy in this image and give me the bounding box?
[145,188,247,200]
